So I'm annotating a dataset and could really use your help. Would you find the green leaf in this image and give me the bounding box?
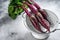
[17,2,23,6]
[8,4,24,19]
[8,0,28,19]
[8,5,17,19]
[18,7,24,15]
[8,5,14,13]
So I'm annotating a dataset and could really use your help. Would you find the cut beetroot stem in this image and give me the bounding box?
[21,6,31,17]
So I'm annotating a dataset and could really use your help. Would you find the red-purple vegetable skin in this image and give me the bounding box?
[22,6,31,17]
[30,15,44,32]
[30,0,41,9]
[30,1,51,25]
[24,2,50,32]
[29,0,47,20]
[23,2,38,14]
[21,6,44,32]
[36,13,50,32]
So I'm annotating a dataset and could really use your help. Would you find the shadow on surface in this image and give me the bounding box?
[0,14,13,26]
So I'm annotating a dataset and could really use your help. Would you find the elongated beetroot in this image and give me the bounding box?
[30,0,51,24]
[30,0,47,17]
[30,15,44,33]
[30,0,41,9]
[21,6,31,17]
[28,0,48,20]
[23,2,38,14]
[28,0,51,25]
[21,6,44,32]
[39,9,47,19]
[36,12,50,32]
[24,2,50,32]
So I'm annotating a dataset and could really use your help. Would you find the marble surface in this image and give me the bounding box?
[0,0,60,40]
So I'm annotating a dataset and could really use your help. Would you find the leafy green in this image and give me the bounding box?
[8,0,25,19]
[8,4,24,19]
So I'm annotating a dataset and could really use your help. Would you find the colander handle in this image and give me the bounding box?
[50,22,60,33]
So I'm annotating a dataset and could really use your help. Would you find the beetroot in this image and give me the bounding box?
[22,6,44,32]
[23,2,50,32]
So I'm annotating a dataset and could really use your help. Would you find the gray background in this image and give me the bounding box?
[0,0,60,40]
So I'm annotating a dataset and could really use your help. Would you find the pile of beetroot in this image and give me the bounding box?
[21,0,50,33]
[9,0,51,33]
